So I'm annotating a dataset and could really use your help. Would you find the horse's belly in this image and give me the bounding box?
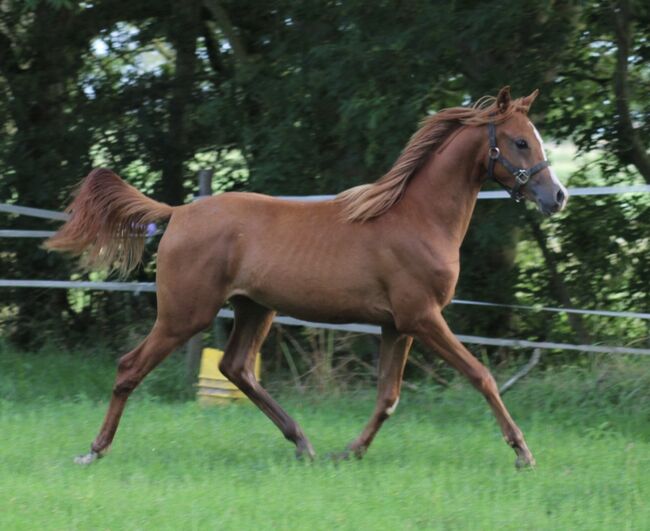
[231,273,392,326]
[265,299,392,326]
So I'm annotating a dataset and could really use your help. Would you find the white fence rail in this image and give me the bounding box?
[0,203,69,220]
[2,183,650,222]
[0,230,56,238]
[1,279,647,321]
[281,184,650,202]
[0,279,648,356]
[2,183,649,357]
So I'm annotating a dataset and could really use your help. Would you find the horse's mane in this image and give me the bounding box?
[336,94,532,222]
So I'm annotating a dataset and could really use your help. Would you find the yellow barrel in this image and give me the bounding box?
[196,348,261,405]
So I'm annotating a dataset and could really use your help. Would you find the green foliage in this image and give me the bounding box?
[545,1,650,173]
[0,0,648,355]
[0,338,196,403]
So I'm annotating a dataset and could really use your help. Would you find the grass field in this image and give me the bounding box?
[1,349,649,530]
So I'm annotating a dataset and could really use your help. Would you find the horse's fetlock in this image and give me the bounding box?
[113,378,138,396]
[505,429,524,449]
[382,395,400,416]
[283,422,307,445]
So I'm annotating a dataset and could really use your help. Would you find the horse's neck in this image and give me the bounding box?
[397,127,484,247]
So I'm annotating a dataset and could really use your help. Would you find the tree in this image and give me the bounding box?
[1,0,647,353]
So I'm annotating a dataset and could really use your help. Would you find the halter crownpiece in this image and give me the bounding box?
[486,122,549,202]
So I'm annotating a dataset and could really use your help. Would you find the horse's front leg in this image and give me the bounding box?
[412,309,535,468]
[338,325,412,459]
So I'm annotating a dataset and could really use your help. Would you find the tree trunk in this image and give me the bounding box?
[159,0,201,205]
[612,0,650,184]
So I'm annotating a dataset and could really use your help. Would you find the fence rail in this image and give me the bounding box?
[0,203,69,221]
[1,279,647,356]
[0,230,56,238]
[281,184,650,202]
[1,183,649,222]
[1,279,647,320]
[2,182,648,357]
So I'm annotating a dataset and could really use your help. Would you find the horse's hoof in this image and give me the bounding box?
[352,446,367,460]
[73,450,100,466]
[329,444,365,462]
[327,450,351,462]
[515,453,536,470]
[295,441,316,461]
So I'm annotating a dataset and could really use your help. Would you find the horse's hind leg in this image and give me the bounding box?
[340,325,412,459]
[74,320,196,464]
[219,296,315,459]
[75,276,224,464]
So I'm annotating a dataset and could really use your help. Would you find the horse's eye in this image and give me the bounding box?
[515,139,528,149]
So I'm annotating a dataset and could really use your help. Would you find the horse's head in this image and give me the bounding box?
[486,86,568,215]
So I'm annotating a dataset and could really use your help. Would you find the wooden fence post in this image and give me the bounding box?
[185,169,214,385]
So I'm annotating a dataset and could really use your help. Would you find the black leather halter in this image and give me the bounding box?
[487,122,549,202]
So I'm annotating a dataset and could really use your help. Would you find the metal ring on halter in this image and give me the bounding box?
[489,147,500,160]
[514,169,530,185]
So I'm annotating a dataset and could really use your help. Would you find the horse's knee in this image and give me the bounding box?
[113,353,140,396]
[113,376,139,396]
[117,353,135,373]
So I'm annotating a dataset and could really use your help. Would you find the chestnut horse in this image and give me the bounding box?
[47,86,567,468]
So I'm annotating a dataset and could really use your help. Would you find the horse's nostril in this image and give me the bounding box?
[556,188,565,205]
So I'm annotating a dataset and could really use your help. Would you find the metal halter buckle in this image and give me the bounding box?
[488,146,500,160]
[514,169,529,185]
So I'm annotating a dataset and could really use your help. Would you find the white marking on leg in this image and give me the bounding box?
[385,396,399,416]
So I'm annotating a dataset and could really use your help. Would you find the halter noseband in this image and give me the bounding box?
[486,122,549,202]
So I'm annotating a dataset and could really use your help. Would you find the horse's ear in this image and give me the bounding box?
[521,88,540,111]
[496,86,511,113]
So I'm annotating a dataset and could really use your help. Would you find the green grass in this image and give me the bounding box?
[1,349,649,530]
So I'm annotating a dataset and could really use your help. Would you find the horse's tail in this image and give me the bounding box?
[45,168,174,276]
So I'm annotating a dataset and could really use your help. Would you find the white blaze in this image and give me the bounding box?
[528,121,569,205]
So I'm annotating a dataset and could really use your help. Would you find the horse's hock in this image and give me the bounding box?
[197,348,261,405]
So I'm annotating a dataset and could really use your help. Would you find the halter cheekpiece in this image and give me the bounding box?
[486,122,549,202]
